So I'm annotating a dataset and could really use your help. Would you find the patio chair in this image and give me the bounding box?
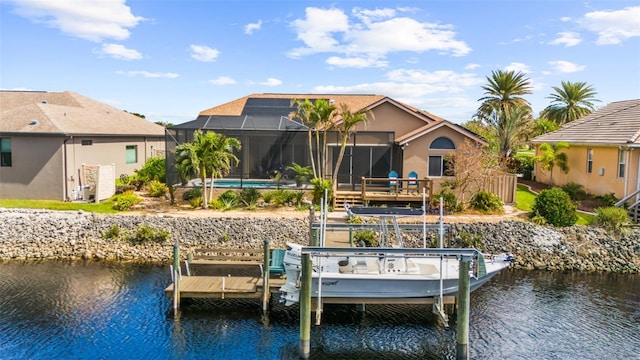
[407,171,418,193]
[269,249,286,276]
[388,170,399,193]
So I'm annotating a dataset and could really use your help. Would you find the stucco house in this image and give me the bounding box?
[531,99,640,201]
[0,90,166,201]
[167,93,515,202]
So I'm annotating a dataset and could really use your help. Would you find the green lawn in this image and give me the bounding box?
[516,184,595,225]
[0,199,119,214]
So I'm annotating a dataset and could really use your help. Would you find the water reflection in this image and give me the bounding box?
[0,262,638,360]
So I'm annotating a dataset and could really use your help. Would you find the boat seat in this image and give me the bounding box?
[353,258,369,274]
[269,249,286,276]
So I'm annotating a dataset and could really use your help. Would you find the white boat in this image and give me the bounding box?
[279,205,514,306]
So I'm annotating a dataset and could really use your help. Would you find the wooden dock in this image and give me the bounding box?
[165,276,286,299]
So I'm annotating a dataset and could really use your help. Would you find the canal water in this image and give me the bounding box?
[0,261,638,359]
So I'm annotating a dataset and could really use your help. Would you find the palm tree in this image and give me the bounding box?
[485,105,533,159]
[289,98,337,179]
[175,144,196,185]
[290,98,319,178]
[206,132,241,202]
[476,69,532,122]
[540,81,599,125]
[174,130,241,209]
[531,118,560,138]
[331,103,372,191]
[175,130,212,208]
[536,142,570,186]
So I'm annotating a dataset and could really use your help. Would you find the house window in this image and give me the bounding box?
[430,137,455,150]
[428,155,454,177]
[587,148,593,174]
[618,149,626,178]
[82,139,93,146]
[126,145,138,164]
[0,138,11,167]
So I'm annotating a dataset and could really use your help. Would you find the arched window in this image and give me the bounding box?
[428,137,455,177]
[430,137,455,150]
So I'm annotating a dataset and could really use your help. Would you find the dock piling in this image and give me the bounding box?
[172,243,181,312]
[299,253,312,359]
[456,256,471,360]
[262,239,271,315]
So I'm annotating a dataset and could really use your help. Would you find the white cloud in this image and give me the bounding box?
[288,6,470,67]
[260,78,282,86]
[548,32,582,47]
[10,0,145,42]
[190,44,220,62]
[313,68,483,100]
[547,60,586,73]
[116,70,179,78]
[504,62,531,74]
[579,6,640,45]
[97,43,142,60]
[352,7,396,24]
[209,76,236,85]
[326,56,387,68]
[289,7,350,57]
[465,63,481,70]
[245,20,262,35]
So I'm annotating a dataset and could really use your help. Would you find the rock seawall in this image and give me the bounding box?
[0,209,638,273]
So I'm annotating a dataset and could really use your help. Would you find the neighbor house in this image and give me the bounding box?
[0,90,166,201]
[166,93,516,202]
[531,99,640,201]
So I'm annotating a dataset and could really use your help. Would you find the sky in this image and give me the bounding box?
[1,0,639,125]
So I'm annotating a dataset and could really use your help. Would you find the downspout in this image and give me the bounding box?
[63,136,72,201]
[624,147,631,198]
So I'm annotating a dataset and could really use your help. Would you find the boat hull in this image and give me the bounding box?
[310,271,499,298]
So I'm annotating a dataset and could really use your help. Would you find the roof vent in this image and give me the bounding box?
[30,119,39,125]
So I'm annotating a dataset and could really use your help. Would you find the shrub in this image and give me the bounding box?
[453,230,484,250]
[594,207,630,234]
[218,190,238,205]
[469,191,504,214]
[133,224,170,243]
[595,193,618,207]
[432,189,462,213]
[112,191,143,211]
[189,196,202,209]
[147,180,168,198]
[134,157,166,184]
[354,230,378,247]
[262,191,275,204]
[561,182,587,201]
[311,177,332,205]
[292,190,306,207]
[183,188,202,201]
[102,224,121,239]
[267,189,292,205]
[239,188,261,209]
[530,188,577,227]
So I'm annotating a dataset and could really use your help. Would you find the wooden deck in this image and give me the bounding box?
[165,276,286,299]
[335,177,434,207]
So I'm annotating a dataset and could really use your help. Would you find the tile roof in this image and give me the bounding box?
[0,90,165,136]
[532,99,640,146]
